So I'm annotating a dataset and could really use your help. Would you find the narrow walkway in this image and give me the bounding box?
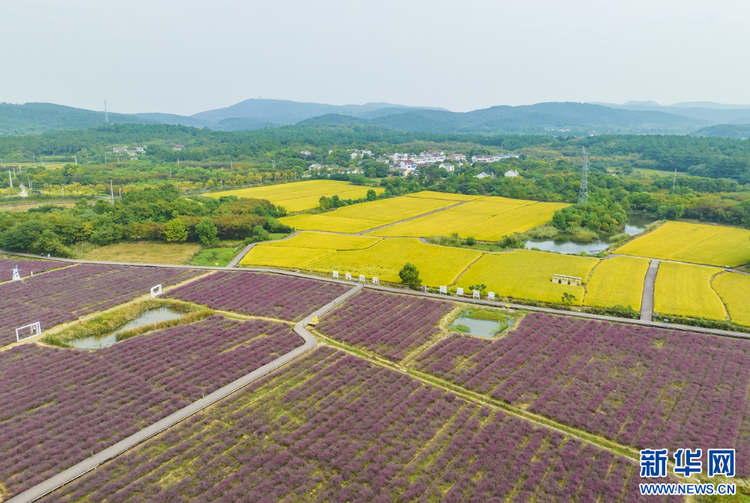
[6,284,363,503]
[356,200,468,235]
[1,249,748,341]
[640,259,660,322]
[226,230,302,268]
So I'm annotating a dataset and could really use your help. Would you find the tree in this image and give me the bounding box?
[165,218,188,242]
[251,225,270,242]
[399,262,422,290]
[465,236,476,246]
[196,218,219,247]
[561,292,577,305]
[366,189,377,201]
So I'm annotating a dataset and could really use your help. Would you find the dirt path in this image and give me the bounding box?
[356,200,468,235]
[640,259,660,321]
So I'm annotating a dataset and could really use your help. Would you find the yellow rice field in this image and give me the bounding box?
[615,221,750,267]
[241,235,482,286]
[712,273,750,326]
[653,262,727,320]
[583,256,650,310]
[405,191,484,202]
[267,232,381,250]
[458,250,599,305]
[204,180,383,212]
[371,197,569,241]
[279,195,457,233]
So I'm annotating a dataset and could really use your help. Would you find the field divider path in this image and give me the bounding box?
[6,283,363,503]
[357,200,469,235]
[1,249,748,340]
[226,231,302,268]
[640,259,660,321]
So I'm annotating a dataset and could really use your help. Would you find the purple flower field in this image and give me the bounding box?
[42,347,672,503]
[0,258,67,280]
[166,271,350,321]
[414,312,750,476]
[316,290,453,361]
[0,264,201,345]
[0,316,303,498]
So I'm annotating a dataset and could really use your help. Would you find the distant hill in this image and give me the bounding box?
[191,98,445,124]
[301,102,708,135]
[592,101,750,125]
[0,102,154,135]
[692,124,750,139]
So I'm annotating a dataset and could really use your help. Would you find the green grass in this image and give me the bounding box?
[190,247,238,267]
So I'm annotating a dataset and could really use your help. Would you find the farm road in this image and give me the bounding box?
[356,200,468,235]
[2,249,749,341]
[6,283,363,503]
[640,259,660,322]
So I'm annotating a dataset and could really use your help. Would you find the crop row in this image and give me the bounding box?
[414,312,750,475]
[166,270,350,321]
[0,258,67,281]
[0,316,303,498]
[316,290,453,361]
[42,347,671,502]
[0,264,201,345]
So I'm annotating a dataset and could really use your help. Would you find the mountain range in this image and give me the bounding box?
[1,99,749,138]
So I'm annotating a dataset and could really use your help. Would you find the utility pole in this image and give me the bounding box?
[74,155,78,165]
[578,147,589,204]
[672,168,678,193]
[8,170,12,188]
[110,180,114,204]
[105,100,109,124]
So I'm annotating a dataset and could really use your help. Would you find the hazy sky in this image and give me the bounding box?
[2,0,749,115]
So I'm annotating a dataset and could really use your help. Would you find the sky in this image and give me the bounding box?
[1,0,749,115]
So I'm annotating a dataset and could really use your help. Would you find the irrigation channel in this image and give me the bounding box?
[6,284,363,503]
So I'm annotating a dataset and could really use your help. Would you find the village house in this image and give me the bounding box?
[173,144,184,151]
[504,169,520,177]
[475,172,497,179]
[439,163,455,172]
[471,153,520,163]
[448,153,467,164]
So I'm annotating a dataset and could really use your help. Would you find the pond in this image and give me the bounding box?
[524,215,656,255]
[68,307,185,350]
[450,311,513,338]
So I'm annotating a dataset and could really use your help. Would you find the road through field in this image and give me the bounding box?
[2,249,748,340]
[640,259,660,321]
[357,200,467,234]
[6,283,363,503]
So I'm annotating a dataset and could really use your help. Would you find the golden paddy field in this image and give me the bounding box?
[583,256,650,310]
[653,262,727,320]
[241,234,481,286]
[370,197,570,240]
[204,180,384,212]
[712,273,750,326]
[457,250,599,305]
[616,221,750,267]
[279,195,456,233]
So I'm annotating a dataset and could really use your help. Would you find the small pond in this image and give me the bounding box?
[68,307,185,350]
[450,311,513,338]
[524,215,656,255]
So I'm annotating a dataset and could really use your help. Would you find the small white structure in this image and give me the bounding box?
[173,144,184,151]
[16,322,41,342]
[448,153,467,163]
[345,272,352,281]
[457,287,464,296]
[372,277,379,285]
[150,284,163,298]
[439,163,455,172]
[439,286,448,294]
[12,267,21,282]
[488,292,496,300]
[552,274,582,286]
[475,172,497,179]
[504,169,520,178]
[332,271,339,279]
[473,290,480,299]
[358,274,366,283]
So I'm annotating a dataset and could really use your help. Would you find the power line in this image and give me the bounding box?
[578,147,589,204]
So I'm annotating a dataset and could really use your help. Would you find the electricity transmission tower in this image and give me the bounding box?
[104,100,109,124]
[578,147,589,204]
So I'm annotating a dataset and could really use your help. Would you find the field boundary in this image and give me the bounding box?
[5,283,363,503]
[358,200,468,235]
[1,249,748,340]
[640,259,660,321]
